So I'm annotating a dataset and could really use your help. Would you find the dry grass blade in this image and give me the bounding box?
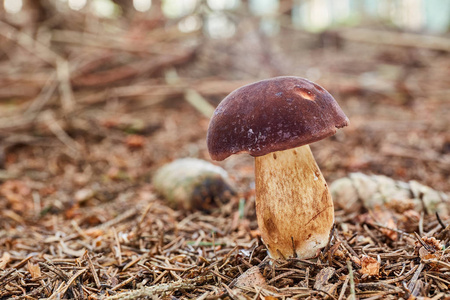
[85,252,101,289]
[104,279,197,300]
[407,263,425,292]
[43,111,82,157]
[339,28,450,51]
[0,20,63,65]
[347,260,356,300]
[184,89,215,118]
[48,268,87,299]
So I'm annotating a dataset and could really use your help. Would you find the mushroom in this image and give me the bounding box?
[207,76,349,259]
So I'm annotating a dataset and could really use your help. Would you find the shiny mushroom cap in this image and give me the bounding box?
[207,76,349,161]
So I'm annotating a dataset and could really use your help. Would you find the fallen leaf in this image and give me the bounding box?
[27,261,41,279]
[351,255,361,266]
[415,236,443,267]
[64,203,80,219]
[380,217,398,241]
[231,266,266,289]
[0,252,11,269]
[125,134,145,149]
[75,188,96,203]
[361,209,398,241]
[1,180,32,212]
[84,228,105,238]
[421,236,443,251]
[314,267,338,296]
[359,255,380,276]
[248,228,261,239]
[3,210,25,223]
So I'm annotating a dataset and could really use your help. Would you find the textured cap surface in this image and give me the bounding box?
[207,76,349,161]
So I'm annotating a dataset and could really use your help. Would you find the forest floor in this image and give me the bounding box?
[0,9,450,299]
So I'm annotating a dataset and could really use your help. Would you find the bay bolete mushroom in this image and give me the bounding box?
[207,76,349,259]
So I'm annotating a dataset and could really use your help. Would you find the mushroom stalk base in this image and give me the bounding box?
[255,144,334,259]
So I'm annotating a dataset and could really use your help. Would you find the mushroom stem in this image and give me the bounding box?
[255,144,334,259]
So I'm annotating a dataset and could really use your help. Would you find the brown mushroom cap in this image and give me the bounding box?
[207,76,349,161]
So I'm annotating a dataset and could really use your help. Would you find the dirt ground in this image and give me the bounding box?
[0,3,450,299]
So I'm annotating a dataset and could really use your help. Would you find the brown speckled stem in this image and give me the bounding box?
[255,144,334,259]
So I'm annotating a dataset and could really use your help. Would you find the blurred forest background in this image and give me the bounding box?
[0,0,450,299]
[1,0,449,189]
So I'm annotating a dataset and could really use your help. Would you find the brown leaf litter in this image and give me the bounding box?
[1,1,450,299]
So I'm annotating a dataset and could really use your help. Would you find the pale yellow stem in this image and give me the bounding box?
[255,144,334,259]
